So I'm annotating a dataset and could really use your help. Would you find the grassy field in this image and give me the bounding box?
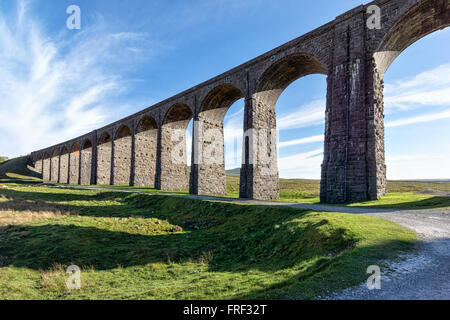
[0,182,416,300]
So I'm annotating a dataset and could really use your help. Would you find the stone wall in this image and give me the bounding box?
[159,103,191,191]
[97,134,112,185]
[50,151,59,182]
[134,116,158,187]
[43,155,50,181]
[69,146,80,184]
[59,150,69,184]
[113,126,132,185]
[81,142,92,185]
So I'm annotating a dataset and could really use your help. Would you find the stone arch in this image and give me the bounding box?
[97,131,112,185]
[364,0,450,200]
[256,53,328,107]
[59,146,69,184]
[191,84,244,195]
[113,125,132,185]
[159,103,193,191]
[50,149,59,182]
[134,115,158,187]
[81,139,93,185]
[374,0,450,78]
[69,143,80,184]
[240,53,328,200]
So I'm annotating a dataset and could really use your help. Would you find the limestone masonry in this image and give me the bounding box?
[30,0,450,203]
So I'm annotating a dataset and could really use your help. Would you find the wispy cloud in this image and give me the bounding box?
[0,1,160,157]
[277,99,325,130]
[385,109,450,127]
[385,64,450,111]
[278,149,323,179]
[279,135,323,148]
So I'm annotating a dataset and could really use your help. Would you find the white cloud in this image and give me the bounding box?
[0,1,159,158]
[278,149,323,179]
[277,99,325,130]
[385,109,450,127]
[279,135,323,148]
[385,64,450,111]
[387,153,450,180]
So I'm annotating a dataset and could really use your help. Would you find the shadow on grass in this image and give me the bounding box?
[0,185,418,299]
[0,221,416,299]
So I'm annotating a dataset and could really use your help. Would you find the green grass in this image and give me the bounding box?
[339,192,450,209]
[0,183,416,300]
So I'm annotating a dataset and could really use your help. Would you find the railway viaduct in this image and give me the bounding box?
[30,0,449,203]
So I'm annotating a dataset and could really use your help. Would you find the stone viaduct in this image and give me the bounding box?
[30,0,449,203]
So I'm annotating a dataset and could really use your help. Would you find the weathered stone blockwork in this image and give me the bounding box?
[59,147,69,184]
[69,144,80,185]
[134,116,158,187]
[81,140,93,185]
[97,132,112,185]
[30,0,450,204]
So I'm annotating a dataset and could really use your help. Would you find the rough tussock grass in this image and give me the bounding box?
[0,184,416,300]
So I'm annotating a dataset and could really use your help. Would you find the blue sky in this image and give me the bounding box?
[0,0,449,179]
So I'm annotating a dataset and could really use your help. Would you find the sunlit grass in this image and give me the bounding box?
[0,183,416,300]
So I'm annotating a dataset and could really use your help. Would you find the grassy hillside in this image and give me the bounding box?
[0,156,40,182]
[0,182,415,300]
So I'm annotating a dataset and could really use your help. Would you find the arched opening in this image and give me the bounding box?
[374,0,450,78]
[276,75,327,199]
[192,84,244,195]
[50,149,59,182]
[59,147,69,184]
[159,103,193,191]
[223,98,245,197]
[134,115,158,187]
[97,132,112,185]
[81,139,93,185]
[69,143,80,185]
[248,53,328,200]
[113,125,132,186]
[374,0,450,190]
[43,152,50,181]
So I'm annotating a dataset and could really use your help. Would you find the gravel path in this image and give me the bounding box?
[51,185,450,299]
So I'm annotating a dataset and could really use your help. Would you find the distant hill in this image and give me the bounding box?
[226,168,240,175]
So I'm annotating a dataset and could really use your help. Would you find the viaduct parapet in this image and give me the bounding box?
[30,0,450,203]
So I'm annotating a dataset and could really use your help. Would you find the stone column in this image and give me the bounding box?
[320,17,386,204]
[158,104,192,191]
[81,141,93,185]
[134,116,158,187]
[112,126,132,186]
[43,154,50,181]
[51,151,59,183]
[97,133,112,185]
[239,95,280,200]
[159,124,190,190]
[69,145,80,185]
[59,149,69,184]
[190,114,227,196]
